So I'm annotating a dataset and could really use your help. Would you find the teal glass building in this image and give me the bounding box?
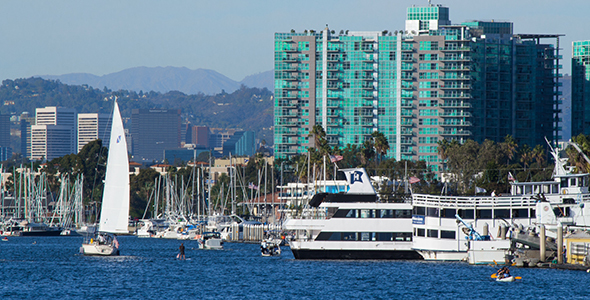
[572,41,590,136]
[274,4,561,171]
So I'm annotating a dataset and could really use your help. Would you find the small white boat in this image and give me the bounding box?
[496,276,515,282]
[198,232,223,250]
[261,239,281,257]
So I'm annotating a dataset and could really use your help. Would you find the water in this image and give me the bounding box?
[1,236,589,299]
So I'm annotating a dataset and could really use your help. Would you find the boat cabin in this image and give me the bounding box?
[510,173,590,196]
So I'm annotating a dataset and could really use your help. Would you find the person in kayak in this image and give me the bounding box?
[497,266,511,278]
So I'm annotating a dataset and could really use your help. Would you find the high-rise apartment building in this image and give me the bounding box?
[31,107,77,161]
[131,109,181,162]
[572,40,590,137]
[77,113,111,152]
[274,3,561,171]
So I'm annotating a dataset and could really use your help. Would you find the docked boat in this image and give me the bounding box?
[81,100,129,256]
[411,141,590,263]
[284,168,421,260]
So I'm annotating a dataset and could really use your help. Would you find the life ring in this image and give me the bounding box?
[563,190,567,195]
[544,206,549,211]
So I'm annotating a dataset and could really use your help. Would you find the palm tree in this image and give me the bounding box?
[371,131,389,164]
[502,135,518,165]
[308,124,328,154]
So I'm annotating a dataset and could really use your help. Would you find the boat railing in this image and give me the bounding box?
[412,194,538,208]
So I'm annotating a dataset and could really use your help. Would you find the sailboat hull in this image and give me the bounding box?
[80,242,119,256]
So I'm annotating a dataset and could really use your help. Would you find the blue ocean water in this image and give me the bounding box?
[1,236,589,299]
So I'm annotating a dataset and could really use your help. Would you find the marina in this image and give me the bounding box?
[1,236,590,299]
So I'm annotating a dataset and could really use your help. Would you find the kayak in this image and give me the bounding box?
[496,276,515,282]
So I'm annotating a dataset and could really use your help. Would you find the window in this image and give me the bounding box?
[495,209,510,219]
[414,206,426,215]
[442,208,456,218]
[427,229,439,238]
[427,207,439,217]
[342,232,357,240]
[458,209,474,219]
[477,209,492,219]
[378,232,393,241]
[512,209,528,218]
[440,230,456,239]
[415,228,425,237]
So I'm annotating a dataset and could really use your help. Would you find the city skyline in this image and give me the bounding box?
[0,0,587,82]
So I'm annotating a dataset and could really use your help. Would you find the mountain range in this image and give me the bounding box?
[40,67,274,95]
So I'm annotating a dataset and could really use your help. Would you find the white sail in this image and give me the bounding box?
[98,101,130,234]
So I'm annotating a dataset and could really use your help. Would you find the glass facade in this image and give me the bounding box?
[572,41,590,136]
[274,4,560,172]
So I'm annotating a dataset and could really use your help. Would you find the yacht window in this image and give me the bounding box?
[395,232,412,241]
[427,229,439,238]
[333,209,351,218]
[378,232,393,241]
[415,228,425,237]
[342,232,357,240]
[442,208,456,218]
[359,209,373,218]
[529,208,536,218]
[571,178,577,187]
[512,208,528,218]
[427,207,439,217]
[477,209,492,219]
[440,230,455,239]
[525,185,532,194]
[561,179,568,188]
[414,206,426,215]
[457,209,474,219]
[542,185,550,194]
[396,209,412,218]
[360,232,372,241]
[345,209,357,218]
[380,209,393,218]
[494,209,510,219]
[315,232,341,241]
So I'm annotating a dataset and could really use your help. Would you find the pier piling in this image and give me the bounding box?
[540,225,546,262]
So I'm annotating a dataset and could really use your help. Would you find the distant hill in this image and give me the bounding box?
[40,67,274,95]
[240,70,274,91]
[0,77,274,145]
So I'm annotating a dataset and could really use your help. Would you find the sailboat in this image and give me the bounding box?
[80,101,130,256]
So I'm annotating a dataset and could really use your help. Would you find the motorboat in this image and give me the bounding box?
[198,232,223,250]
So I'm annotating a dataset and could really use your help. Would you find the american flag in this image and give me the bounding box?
[248,182,259,190]
[409,177,421,184]
[330,155,343,163]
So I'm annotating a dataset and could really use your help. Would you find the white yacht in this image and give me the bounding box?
[411,142,590,264]
[284,168,420,260]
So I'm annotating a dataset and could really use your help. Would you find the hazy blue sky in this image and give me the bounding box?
[0,0,586,81]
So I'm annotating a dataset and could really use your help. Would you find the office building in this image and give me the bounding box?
[191,126,210,148]
[0,114,10,148]
[572,40,590,137]
[274,3,561,171]
[131,109,181,162]
[77,113,111,152]
[222,131,256,157]
[30,107,77,161]
[20,112,35,158]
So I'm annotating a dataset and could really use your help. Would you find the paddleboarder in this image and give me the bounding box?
[179,243,185,259]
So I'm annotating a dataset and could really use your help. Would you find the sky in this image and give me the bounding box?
[0,0,587,82]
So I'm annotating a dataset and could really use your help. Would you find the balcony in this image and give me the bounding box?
[439,102,472,108]
[441,75,471,80]
[441,121,472,127]
[440,93,471,99]
[440,112,472,117]
[440,84,470,89]
[441,130,472,136]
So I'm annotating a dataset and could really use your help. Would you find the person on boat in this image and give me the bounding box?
[179,243,185,259]
[491,190,497,197]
